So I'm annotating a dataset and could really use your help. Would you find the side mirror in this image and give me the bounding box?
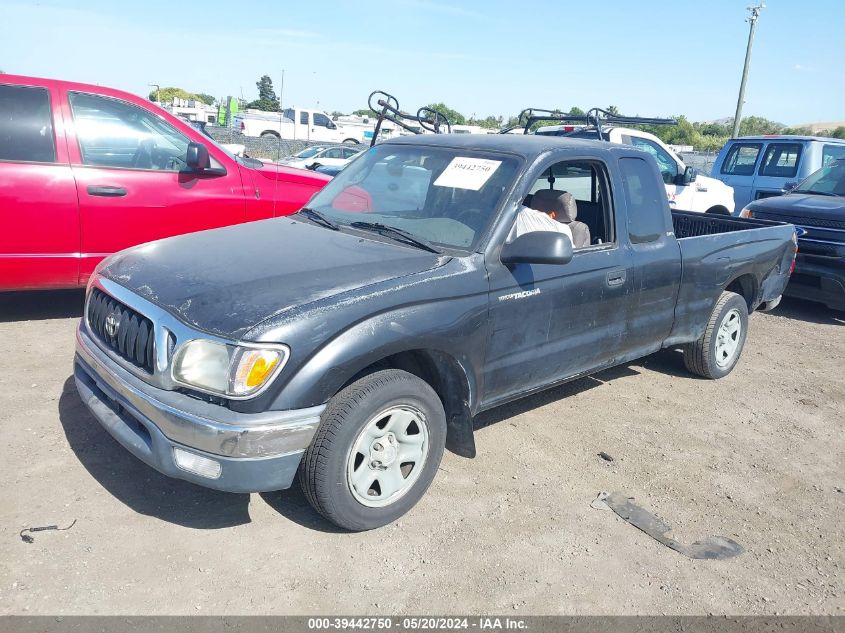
[186,142,210,170]
[782,181,798,193]
[679,166,698,186]
[501,231,574,266]
[327,121,337,130]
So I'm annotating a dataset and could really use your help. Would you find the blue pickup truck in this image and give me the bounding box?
[74,134,797,530]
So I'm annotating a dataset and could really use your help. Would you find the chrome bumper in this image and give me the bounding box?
[75,323,324,460]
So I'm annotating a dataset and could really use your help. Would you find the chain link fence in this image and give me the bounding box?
[677,151,719,177]
[206,126,354,162]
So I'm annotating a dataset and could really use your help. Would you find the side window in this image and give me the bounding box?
[758,143,802,178]
[620,157,667,244]
[313,113,331,128]
[69,92,189,171]
[342,148,358,158]
[525,160,615,247]
[629,137,678,184]
[0,84,56,163]
[322,148,343,159]
[822,144,845,167]
[720,142,762,176]
[282,108,295,121]
[300,111,309,125]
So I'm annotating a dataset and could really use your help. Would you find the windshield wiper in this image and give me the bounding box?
[793,189,839,197]
[349,221,441,253]
[297,207,340,230]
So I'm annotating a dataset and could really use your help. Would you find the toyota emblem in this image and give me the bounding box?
[104,312,121,338]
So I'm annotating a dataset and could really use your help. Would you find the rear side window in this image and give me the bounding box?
[758,143,802,177]
[620,157,666,244]
[0,85,56,163]
[822,144,845,167]
[300,111,309,125]
[719,143,762,176]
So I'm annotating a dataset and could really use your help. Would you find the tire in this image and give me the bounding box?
[260,131,280,139]
[299,369,447,531]
[705,206,730,215]
[342,138,360,145]
[683,291,749,379]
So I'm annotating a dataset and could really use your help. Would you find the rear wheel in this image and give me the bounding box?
[683,291,749,379]
[260,131,280,139]
[342,138,360,145]
[299,369,446,531]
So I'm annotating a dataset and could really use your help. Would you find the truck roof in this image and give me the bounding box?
[384,132,625,160]
[730,135,845,144]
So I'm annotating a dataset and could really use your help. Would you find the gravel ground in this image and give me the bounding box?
[1,291,842,615]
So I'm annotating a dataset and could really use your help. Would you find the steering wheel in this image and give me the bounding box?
[132,139,155,169]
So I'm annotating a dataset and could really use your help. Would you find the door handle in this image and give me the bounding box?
[606,269,626,287]
[87,185,127,197]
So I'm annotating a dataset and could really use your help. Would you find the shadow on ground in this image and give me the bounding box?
[0,290,85,322]
[58,376,252,530]
[770,296,844,325]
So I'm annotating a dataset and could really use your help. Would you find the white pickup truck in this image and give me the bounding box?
[537,125,735,215]
[235,107,363,144]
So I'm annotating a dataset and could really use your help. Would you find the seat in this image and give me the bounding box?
[531,189,591,248]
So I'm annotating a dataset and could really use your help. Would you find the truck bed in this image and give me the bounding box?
[671,210,787,239]
[666,210,797,347]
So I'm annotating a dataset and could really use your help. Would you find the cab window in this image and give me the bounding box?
[525,159,615,246]
[0,84,56,163]
[758,143,802,178]
[625,136,678,184]
[69,92,189,171]
[720,142,762,176]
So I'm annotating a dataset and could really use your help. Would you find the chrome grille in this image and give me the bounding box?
[87,288,155,373]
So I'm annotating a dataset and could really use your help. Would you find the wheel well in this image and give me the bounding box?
[706,205,730,215]
[260,130,280,138]
[726,274,757,311]
[342,350,476,458]
[342,138,360,145]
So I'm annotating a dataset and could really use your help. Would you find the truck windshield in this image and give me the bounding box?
[793,160,845,197]
[304,145,521,251]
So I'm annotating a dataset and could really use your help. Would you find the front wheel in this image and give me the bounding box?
[683,291,749,379]
[299,369,446,531]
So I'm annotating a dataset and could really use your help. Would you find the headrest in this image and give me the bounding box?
[531,189,577,222]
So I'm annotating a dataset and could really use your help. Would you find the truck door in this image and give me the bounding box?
[481,158,633,408]
[715,141,764,211]
[616,157,681,357]
[0,81,80,290]
[62,90,248,283]
[752,141,803,201]
[311,112,337,142]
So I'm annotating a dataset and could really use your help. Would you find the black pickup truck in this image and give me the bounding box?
[74,134,797,530]
[740,158,845,311]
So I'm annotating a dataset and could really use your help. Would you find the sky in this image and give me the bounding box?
[2,0,842,125]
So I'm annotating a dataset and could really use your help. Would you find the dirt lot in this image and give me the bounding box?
[1,291,842,616]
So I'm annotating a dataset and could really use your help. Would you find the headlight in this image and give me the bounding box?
[171,340,289,398]
[739,206,753,218]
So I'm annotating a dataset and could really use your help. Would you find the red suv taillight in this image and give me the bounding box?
[240,121,245,131]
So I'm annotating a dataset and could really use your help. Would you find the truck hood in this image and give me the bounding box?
[100,218,445,340]
[749,193,845,221]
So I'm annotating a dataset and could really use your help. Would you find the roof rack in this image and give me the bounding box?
[367,90,452,147]
[503,107,676,139]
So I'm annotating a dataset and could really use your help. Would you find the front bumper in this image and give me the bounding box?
[786,251,845,311]
[74,325,325,493]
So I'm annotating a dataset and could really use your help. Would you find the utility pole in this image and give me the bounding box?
[279,69,285,109]
[731,3,765,138]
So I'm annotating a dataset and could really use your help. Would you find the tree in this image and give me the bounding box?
[830,126,845,139]
[606,105,620,116]
[248,75,280,111]
[424,103,466,125]
[569,106,585,116]
[331,111,344,118]
[147,87,215,105]
[352,108,378,118]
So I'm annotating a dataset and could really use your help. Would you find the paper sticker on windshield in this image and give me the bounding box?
[433,157,502,191]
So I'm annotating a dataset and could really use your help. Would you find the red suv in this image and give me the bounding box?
[0,75,331,290]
